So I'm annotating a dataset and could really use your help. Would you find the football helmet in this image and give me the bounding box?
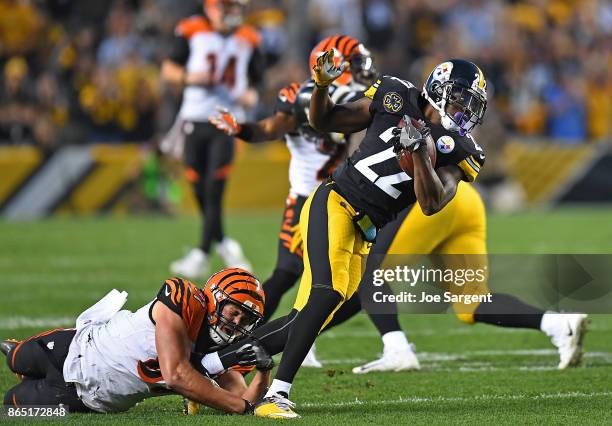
[309,35,377,86]
[204,0,248,31]
[202,267,264,345]
[422,59,487,136]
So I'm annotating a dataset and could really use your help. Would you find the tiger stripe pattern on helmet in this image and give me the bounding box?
[309,34,362,85]
[211,268,265,313]
[203,267,265,344]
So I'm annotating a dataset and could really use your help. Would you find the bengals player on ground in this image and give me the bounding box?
[1,269,273,414]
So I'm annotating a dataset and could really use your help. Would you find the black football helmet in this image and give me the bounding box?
[422,59,487,136]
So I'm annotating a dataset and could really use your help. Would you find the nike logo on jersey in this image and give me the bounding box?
[165,286,171,297]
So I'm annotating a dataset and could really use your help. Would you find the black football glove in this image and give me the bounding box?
[392,115,431,154]
[235,340,275,372]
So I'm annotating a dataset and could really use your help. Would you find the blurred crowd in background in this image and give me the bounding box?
[0,0,610,151]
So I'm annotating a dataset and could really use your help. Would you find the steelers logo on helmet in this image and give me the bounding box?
[423,59,488,136]
[383,92,403,113]
[432,61,453,84]
[436,135,455,154]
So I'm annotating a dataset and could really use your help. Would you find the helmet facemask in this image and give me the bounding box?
[430,82,486,136]
[348,45,377,87]
[205,0,247,32]
[208,287,262,345]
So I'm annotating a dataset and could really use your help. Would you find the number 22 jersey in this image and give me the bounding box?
[332,75,486,228]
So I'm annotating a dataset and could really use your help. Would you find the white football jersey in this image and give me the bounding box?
[276,80,365,197]
[175,16,260,123]
[63,279,209,413]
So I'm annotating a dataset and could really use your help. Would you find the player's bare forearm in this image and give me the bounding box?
[242,112,297,143]
[242,370,270,403]
[413,151,461,216]
[153,303,247,414]
[213,369,268,403]
[162,60,210,87]
[309,86,372,134]
[167,360,246,413]
[161,60,185,86]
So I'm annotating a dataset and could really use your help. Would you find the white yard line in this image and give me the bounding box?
[0,316,74,329]
[301,391,612,408]
[318,349,612,366]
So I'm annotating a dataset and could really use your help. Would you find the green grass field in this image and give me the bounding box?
[1,208,611,424]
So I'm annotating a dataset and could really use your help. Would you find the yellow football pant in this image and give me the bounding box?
[293,182,370,330]
[384,182,489,323]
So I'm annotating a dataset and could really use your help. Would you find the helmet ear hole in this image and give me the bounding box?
[430,82,443,99]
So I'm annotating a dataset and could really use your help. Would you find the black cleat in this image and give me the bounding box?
[0,339,19,356]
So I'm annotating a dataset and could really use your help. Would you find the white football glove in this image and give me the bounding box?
[209,106,241,136]
[312,49,346,88]
[393,116,431,154]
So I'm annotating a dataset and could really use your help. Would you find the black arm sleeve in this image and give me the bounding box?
[247,48,265,86]
[168,35,190,66]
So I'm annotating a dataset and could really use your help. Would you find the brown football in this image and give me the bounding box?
[396,136,437,177]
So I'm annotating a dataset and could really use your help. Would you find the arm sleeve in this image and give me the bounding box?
[167,35,189,65]
[248,48,266,86]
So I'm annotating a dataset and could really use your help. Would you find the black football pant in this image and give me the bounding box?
[3,329,91,412]
[183,121,234,254]
[261,194,307,323]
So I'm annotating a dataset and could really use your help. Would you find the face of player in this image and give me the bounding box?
[206,1,244,32]
[442,85,486,135]
[218,301,257,339]
[349,51,377,87]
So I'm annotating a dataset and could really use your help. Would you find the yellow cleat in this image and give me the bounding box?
[182,398,201,415]
[254,395,300,419]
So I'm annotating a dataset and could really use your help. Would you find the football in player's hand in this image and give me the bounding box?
[396,138,436,177]
[395,118,437,176]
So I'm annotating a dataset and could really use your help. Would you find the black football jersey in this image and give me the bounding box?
[333,75,486,228]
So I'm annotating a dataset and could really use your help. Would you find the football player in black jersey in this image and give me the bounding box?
[193,58,487,418]
[252,57,488,418]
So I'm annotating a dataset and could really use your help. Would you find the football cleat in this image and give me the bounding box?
[170,248,208,280]
[254,394,300,419]
[352,344,420,374]
[215,238,252,271]
[182,398,201,415]
[0,339,18,356]
[549,313,588,369]
[301,344,322,368]
[1,339,23,381]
